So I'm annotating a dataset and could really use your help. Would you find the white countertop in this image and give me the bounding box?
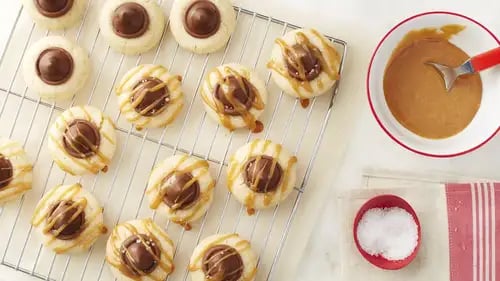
[1,0,499,280]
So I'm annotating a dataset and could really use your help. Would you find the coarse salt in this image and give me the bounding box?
[356,207,418,261]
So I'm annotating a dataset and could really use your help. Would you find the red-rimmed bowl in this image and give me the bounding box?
[367,11,500,158]
[353,194,422,270]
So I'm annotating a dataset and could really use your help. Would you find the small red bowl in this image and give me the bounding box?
[353,194,422,270]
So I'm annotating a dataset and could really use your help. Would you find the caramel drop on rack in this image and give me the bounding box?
[300,98,310,108]
[246,208,256,216]
[252,120,264,133]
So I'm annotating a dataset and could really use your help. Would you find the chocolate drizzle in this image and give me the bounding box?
[214,75,256,116]
[184,0,221,38]
[36,47,74,85]
[243,155,282,193]
[120,234,161,276]
[47,200,86,240]
[0,154,13,190]
[112,2,149,39]
[202,245,243,281]
[284,43,322,81]
[131,77,170,117]
[162,171,200,210]
[35,0,73,18]
[63,119,101,159]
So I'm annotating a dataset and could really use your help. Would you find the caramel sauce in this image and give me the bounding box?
[267,29,340,98]
[148,156,215,226]
[107,219,174,280]
[384,25,482,139]
[227,140,297,211]
[300,98,310,108]
[0,160,32,200]
[202,66,265,131]
[116,65,183,128]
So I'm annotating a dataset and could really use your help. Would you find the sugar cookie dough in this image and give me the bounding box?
[116,64,184,130]
[146,155,215,229]
[31,183,107,254]
[99,0,166,55]
[170,0,236,54]
[201,63,267,132]
[189,233,257,281]
[23,36,90,100]
[268,28,341,99]
[0,138,33,203]
[48,105,117,176]
[228,139,297,214]
[21,0,88,30]
[106,219,174,281]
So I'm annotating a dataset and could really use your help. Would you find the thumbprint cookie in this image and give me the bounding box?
[22,0,88,30]
[0,138,33,203]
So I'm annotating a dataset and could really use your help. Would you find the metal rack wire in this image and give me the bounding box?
[0,1,347,280]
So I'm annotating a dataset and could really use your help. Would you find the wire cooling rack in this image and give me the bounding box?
[0,0,347,280]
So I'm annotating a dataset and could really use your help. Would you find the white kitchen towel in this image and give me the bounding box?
[338,183,499,281]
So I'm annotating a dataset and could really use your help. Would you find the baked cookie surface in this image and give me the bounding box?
[201,63,267,132]
[31,183,107,254]
[22,0,88,30]
[99,0,166,55]
[227,139,297,214]
[116,64,184,130]
[170,0,236,54]
[189,233,257,281]
[48,105,117,175]
[106,219,174,281]
[0,138,33,203]
[146,155,215,229]
[268,28,341,99]
[23,36,90,100]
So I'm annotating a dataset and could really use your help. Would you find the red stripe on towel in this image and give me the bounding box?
[446,183,474,281]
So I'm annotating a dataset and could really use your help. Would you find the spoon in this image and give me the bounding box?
[427,46,500,92]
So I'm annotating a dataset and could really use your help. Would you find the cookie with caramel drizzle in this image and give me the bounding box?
[268,28,341,99]
[0,138,33,203]
[31,183,107,254]
[227,139,297,214]
[189,233,258,281]
[146,155,215,229]
[116,64,185,130]
[106,219,174,281]
[201,63,267,132]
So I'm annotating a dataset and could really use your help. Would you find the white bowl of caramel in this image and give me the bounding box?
[367,11,500,157]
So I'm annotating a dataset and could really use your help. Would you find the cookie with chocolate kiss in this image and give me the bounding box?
[147,155,215,229]
[99,0,166,55]
[21,0,88,30]
[189,233,257,281]
[0,138,33,203]
[201,63,267,132]
[23,36,90,101]
[169,0,236,54]
[31,183,107,254]
[116,64,184,130]
[106,219,174,281]
[227,139,298,213]
[48,106,117,175]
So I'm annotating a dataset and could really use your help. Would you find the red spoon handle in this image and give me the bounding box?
[471,47,500,72]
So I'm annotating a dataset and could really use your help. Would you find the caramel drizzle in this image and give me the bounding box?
[31,183,107,253]
[267,29,340,98]
[117,65,183,129]
[202,66,264,131]
[228,140,297,211]
[50,106,114,175]
[147,156,215,225]
[189,234,254,281]
[0,143,33,198]
[107,219,174,280]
